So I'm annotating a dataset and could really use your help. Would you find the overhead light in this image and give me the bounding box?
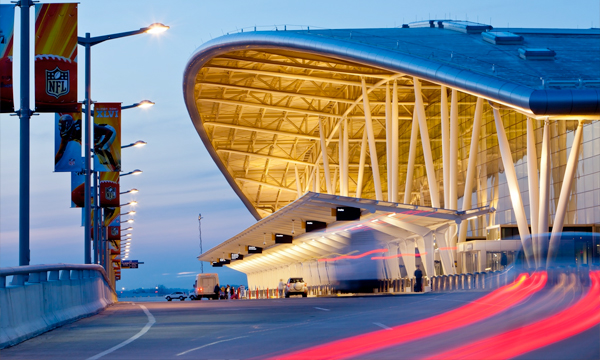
[146,23,169,34]
[467,216,478,220]
[137,100,155,108]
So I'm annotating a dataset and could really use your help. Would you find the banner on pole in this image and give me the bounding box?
[55,105,82,172]
[104,206,120,240]
[34,3,78,113]
[71,166,85,208]
[99,172,120,207]
[0,5,15,113]
[94,103,121,172]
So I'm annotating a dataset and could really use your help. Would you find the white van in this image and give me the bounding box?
[190,273,219,300]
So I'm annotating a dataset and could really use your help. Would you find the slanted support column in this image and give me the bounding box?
[457,98,483,243]
[361,78,383,200]
[416,233,435,279]
[391,81,399,202]
[492,106,533,267]
[449,89,459,210]
[318,117,333,194]
[399,239,416,278]
[548,120,584,266]
[435,226,455,275]
[356,131,367,198]
[526,117,540,267]
[413,78,440,208]
[338,121,345,196]
[538,119,551,261]
[440,86,450,208]
[404,111,418,204]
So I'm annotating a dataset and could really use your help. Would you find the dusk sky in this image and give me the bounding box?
[1,0,598,290]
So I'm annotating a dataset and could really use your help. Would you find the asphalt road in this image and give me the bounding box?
[1,288,599,360]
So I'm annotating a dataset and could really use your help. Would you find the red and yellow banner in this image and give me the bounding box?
[71,167,86,207]
[34,3,78,113]
[94,103,121,172]
[104,206,120,240]
[55,105,82,172]
[0,5,15,113]
[99,172,120,207]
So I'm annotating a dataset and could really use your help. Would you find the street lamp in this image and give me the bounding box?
[122,141,147,149]
[122,100,155,110]
[121,201,138,207]
[78,23,168,265]
[121,227,133,231]
[121,211,136,216]
[124,219,134,223]
[120,188,138,195]
[121,169,143,177]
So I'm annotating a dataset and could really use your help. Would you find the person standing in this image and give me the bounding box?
[226,285,231,299]
[278,279,285,298]
[414,265,423,292]
[213,283,220,300]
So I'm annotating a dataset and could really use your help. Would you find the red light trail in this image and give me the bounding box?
[425,270,600,360]
[318,249,388,262]
[269,272,547,360]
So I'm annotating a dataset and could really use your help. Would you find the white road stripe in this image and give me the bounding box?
[87,304,156,360]
[314,307,330,311]
[373,322,393,330]
[176,336,249,356]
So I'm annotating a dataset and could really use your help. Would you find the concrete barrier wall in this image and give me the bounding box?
[0,270,116,349]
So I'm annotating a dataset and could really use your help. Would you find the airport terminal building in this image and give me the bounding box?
[183,21,600,291]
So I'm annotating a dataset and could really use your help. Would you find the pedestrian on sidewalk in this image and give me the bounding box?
[278,279,285,298]
[414,265,423,292]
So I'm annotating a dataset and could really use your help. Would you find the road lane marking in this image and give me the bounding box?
[373,322,393,330]
[314,307,330,311]
[176,336,249,356]
[86,305,156,360]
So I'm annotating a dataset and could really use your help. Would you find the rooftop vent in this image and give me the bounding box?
[442,21,493,34]
[482,31,524,45]
[518,48,556,60]
[407,20,452,29]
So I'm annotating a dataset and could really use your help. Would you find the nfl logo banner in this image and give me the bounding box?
[55,105,83,172]
[34,3,78,113]
[94,103,121,172]
[0,5,15,113]
[104,206,121,240]
[99,172,120,207]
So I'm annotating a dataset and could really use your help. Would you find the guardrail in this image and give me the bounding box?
[0,264,117,349]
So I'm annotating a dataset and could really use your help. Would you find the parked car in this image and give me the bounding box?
[190,273,220,300]
[165,291,187,301]
[285,278,308,298]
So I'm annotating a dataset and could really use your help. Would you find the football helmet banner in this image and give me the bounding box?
[34,3,78,112]
[55,106,83,172]
[94,103,122,172]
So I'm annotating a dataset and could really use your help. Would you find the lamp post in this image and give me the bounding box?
[78,23,168,264]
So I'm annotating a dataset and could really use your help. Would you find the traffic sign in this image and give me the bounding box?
[122,260,140,269]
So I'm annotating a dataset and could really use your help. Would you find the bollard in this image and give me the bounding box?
[447,275,453,291]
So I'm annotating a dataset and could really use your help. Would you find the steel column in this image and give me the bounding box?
[526,117,540,267]
[356,131,367,198]
[440,86,450,208]
[449,89,459,210]
[413,78,440,208]
[385,83,392,201]
[361,78,382,200]
[403,111,418,204]
[318,117,333,194]
[458,98,483,243]
[342,117,349,196]
[391,81,399,203]
[547,121,584,266]
[538,119,551,243]
[492,107,533,267]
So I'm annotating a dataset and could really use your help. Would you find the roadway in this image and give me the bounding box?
[1,283,599,359]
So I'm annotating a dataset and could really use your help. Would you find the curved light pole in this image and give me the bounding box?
[79,23,168,264]
[120,188,139,195]
[122,141,147,149]
[121,170,143,177]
